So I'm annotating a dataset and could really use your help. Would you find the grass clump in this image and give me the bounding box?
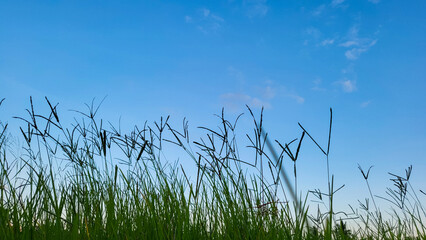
[0,97,425,239]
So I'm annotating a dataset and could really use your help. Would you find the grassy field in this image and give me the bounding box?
[0,97,425,239]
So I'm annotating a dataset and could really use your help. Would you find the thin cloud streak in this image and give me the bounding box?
[220,93,271,112]
[361,100,372,108]
[244,0,269,18]
[184,16,192,23]
[344,39,377,60]
[319,38,335,46]
[331,0,345,7]
[311,78,327,91]
[339,26,378,60]
[335,78,357,92]
[312,4,326,16]
[185,8,225,34]
[287,94,305,104]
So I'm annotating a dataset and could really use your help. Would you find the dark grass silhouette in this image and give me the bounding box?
[0,97,424,239]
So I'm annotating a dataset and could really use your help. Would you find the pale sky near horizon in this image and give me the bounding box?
[1,0,425,211]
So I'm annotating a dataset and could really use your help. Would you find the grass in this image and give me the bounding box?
[0,96,425,239]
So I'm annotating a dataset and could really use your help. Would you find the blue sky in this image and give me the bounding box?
[1,0,426,210]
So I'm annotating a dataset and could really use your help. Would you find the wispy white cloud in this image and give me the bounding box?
[312,4,326,16]
[304,27,321,45]
[201,8,224,22]
[341,63,355,74]
[244,0,269,18]
[311,78,327,91]
[344,39,377,60]
[185,8,225,34]
[220,77,305,112]
[202,8,210,17]
[305,28,336,47]
[339,40,358,47]
[360,100,372,108]
[222,68,272,111]
[305,27,321,39]
[220,93,271,111]
[319,38,335,46]
[339,26,378,60]
[220,88,303,111]
[287,94,305,104]
[210,14,225,22]
[344,48,366,60]
[335,78,357,92]
[261,80,304,104]
[312,0,347,17]
[331,0,345,7]
[261,85,275,99]
[184,15,192,23]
